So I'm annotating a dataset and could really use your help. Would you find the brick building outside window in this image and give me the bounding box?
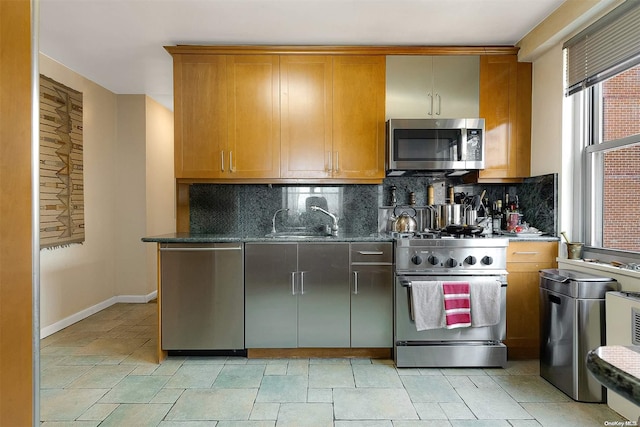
[601,65,640,252]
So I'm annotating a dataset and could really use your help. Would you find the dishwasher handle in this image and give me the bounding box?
[160,246,242,252]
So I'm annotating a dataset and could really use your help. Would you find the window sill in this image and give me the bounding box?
[557,258,640,280]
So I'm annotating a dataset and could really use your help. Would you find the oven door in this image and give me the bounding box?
[395,274,507,343]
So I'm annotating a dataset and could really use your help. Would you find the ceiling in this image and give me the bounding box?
[39,0,565,110]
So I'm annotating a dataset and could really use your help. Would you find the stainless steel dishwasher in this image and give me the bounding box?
[160,242,244,352]
[539,268,619,402]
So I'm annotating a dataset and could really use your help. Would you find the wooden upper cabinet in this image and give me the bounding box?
[280,56,333,179]
[173,55,228,178]
[173,54,281,179]
[478,55,532,181]
[386,55,479,119]
[227,55,281,179]
[169,48,386,182]
[332,56,386,180]
[281,55,385,180]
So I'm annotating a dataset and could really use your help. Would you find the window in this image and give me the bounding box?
[582,64,640,256]
[564,0,640,262]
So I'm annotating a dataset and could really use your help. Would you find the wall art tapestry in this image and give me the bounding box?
[39,75,84,249]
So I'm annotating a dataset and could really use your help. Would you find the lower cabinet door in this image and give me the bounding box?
[245,243,298,348]
[297,243,351,347]
[350,265,393,347]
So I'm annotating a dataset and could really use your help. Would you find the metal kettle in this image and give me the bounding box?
[392,206,418,233]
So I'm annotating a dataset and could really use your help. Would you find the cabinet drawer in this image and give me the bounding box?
[350,242,393,264]
[506,261,557,274]
[507,241,558,263]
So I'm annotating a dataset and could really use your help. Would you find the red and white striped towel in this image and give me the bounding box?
[442,281,471,329]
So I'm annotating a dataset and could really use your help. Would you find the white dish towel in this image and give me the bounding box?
[469,278,502,327]
[410,281,445,331]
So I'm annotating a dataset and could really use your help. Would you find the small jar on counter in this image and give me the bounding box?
[427,184,434,205]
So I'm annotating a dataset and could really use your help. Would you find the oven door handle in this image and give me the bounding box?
[399,278,507,288]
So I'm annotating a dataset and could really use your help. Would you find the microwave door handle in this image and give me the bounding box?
[460,132,467,161]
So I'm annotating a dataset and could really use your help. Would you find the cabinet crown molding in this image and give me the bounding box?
[165,45,520,56]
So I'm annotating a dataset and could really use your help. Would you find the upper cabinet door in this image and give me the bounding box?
[432,56,479,118]
[280,56,333,179]
[226,55,281,179]
[332,56,386,180]
[385,56,433,119]
[478,55,531,181]
[173,55,228,178]
[479,55,517,179]
[386,56,479,120]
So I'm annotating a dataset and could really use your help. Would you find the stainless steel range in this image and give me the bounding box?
[394,234,509,368]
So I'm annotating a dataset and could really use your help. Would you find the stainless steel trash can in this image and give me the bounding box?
[539,269,619,402]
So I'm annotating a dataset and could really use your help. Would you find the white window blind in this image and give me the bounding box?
[564,0,640,96]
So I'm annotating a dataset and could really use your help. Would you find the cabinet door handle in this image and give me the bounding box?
[221,151,225,172]
[229,151,234,172]
[427,92,433,116]
[435,93,441,115]
[334,151,339,173]
[291,272,296,295]
[353,271,359,295]
[512,251,539,255]
[327,151,332,172]
[300,271,305,295]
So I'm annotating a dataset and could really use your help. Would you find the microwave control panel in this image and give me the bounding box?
[466,129,483,161]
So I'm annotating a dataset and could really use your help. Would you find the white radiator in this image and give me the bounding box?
[606,291,640,420]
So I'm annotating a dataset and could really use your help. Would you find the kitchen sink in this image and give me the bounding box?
[265,231,334,239]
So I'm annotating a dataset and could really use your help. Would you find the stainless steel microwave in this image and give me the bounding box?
[386,118,485,176]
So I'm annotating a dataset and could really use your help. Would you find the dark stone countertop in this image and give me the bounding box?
[492,232,560,242]
[587,345,640,406]
[142,232,559,244]
[141,232,393,243]
[504,236,560,242]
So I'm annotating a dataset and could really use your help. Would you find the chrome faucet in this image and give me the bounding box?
[271,208,289,234]
[310,206,339,236]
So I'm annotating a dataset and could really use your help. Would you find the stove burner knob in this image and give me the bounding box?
[411,255,423,265]
[465,256,477,265]
[482,256,494,265]
[428,255,439,265]
[445,258,458,268]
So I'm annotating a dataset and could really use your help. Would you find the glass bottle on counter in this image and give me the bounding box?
[492,200,503,233]
[506,195,521,231]
[502,194,511,231]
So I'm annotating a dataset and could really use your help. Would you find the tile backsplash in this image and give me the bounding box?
[190,184,383,237]
[189,173,558,236]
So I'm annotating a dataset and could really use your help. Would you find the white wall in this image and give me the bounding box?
[115,96,148,297]
[39,55,119,332]
[530,46,564,177]
[144,97,176,293]
[39,55,174,337]
[529,43,577,247]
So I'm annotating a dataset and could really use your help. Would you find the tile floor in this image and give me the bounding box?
[40,302,629,426]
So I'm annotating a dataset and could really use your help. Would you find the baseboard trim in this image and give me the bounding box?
[247,348,393,359]
[40,290,158,339]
